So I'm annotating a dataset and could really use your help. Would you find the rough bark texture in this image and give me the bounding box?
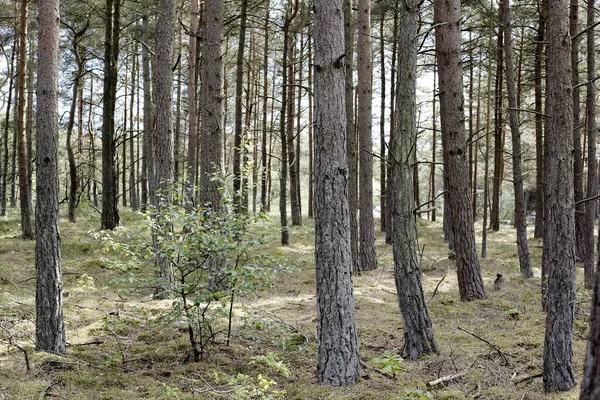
[434,0,485,301]
[392,0,437,360]
[490,23,503,233]
[313,0,359,385]
[583,0,597,289]
[344,0,359,273]
[35,0,66,354]
[152,0,176,298]
[542,0,576,390]
[199,0,223,210]
[571,0,585,262]
[501,0,533,279]
[357,0,377,271]
[101,0,120,229]
[287,28,301,226]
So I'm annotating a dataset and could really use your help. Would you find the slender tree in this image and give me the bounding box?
[313,0,360,384]
[357,0,377,271]
[435,0,486,301]
[233,0,248,212]
[100,0,120,229]
[392,0,437,359]
[501,0,533,279]
[35,0,66,355]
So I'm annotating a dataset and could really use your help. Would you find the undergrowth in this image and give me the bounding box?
[0,205,588,399]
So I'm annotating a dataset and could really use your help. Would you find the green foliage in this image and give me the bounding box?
[99,192,292,361]
[250,352,292,378]
[227,373,286,400]
[501,308,521,320]
[369,351,405,376]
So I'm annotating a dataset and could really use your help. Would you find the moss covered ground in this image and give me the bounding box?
[0,206,587,399]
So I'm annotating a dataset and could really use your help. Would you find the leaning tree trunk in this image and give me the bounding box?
[35,0,66,355]
[313,0,360,385]
[357,0,377,271]
[542,0,576,391]
[392,0,437,360]
[101,0,120,230]
[434,0,486,301]
[502,0,533,279]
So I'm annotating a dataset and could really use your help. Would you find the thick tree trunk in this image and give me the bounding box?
[435,0,486,301]
[379,15,386,231]
[502,0,533,279]
[307,25,314,219]
[35,0,66,354]
[101,0,120,230]
[542,0,576,390]
[357,0,377,271]
[392,0,437,360]
[199,0,223,210]
[313,0,360,384]
[344,0,359,272]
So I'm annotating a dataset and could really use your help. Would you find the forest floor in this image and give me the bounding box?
[0,205,590,399]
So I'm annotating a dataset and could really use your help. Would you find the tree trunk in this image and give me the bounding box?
[534,0,547,238]
[140,6,152,213]
[502,0,533,279]
[16,0,33,239]
[307,25,314,219]
[542,0,576,390]
[35,0,66,354]
[357,0,377,271]
[287,28,302,226]
[571,0,585,261]
[129,45,139,211]
[185,0,198,202]
[481,3,494,258]
[379,14,386,231]
[260,4,270,213]
[491,22,504,232]
[199,0,223,210]
[101,0,120,230]
[233,0,248,213]
[434,0,486,301]
[313,0,360,384]
[392,0,437,359]
[1,44,15,217]
[583,0,597,289]
[345,0,359,272]
[384,8,398,243]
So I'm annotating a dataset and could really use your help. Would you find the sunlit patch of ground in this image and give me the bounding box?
[0,206,586,399]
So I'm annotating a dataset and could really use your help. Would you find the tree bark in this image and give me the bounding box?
[501,0,533,279]
[392,0,437,359]
[140,5,152,213]
[233,0,248,213]
[313,0,360,384]
[542,0,576,390]
[583,0,597,289]
[534,0,547,238]
[357,0,377,271]
[101,0,120,229]
[344,0,359,272]
[260,3,270,213]
[35,0,66,355]
[434,0,486,301]
[16,0,33,239]
[1,42,15,217]
[199,0,223,210]
[491,21,504,233]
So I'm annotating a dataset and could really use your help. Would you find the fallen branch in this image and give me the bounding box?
[457,326,509,365]
[428,275,446,304]
[426,370,467,387]
[513,373,543,385]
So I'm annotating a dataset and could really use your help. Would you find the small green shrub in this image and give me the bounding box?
[370,350,405,376]
[251,352,291,378]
